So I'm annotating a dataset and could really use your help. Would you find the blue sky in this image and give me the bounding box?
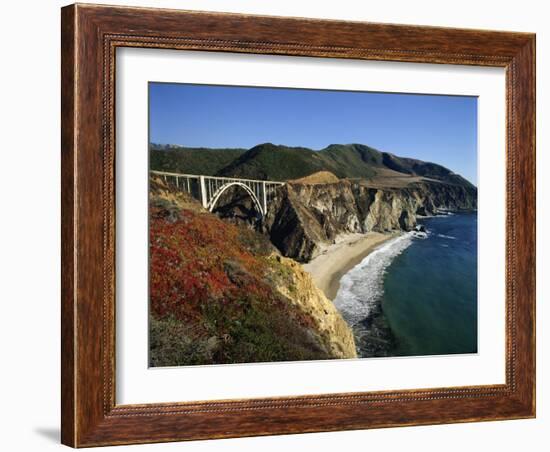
[149,83,477,184]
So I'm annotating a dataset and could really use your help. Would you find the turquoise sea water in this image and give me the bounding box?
[334,213,478,358]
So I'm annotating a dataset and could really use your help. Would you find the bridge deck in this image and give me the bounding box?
[150,170,285,186]
[150,170,285,216]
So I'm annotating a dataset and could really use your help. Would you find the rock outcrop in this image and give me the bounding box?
[270,254,357,359]
[262,180,476,262]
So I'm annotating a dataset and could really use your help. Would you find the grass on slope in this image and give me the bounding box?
[150,142,475,189]
[216,143,328,181]
[216,143,381,181]
[150,146,245,175]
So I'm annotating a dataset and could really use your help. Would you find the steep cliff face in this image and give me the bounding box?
[262,180,476,262]
[271,254,357,358]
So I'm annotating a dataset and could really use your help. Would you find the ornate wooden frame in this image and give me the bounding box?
[61,3,536,447]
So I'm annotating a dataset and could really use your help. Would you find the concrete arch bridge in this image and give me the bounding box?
[151,170,285,217]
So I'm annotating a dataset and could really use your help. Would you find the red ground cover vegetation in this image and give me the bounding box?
[149,195,331,366]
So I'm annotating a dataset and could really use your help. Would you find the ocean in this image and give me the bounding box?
[333,212,478,358]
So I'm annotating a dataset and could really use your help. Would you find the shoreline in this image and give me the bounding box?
[303,232,398,300]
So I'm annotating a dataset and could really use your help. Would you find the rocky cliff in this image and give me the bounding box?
[261,179,476,262]
[270,254,357,358]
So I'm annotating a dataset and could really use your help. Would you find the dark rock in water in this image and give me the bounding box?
[415,224,426,233]
[353,303,398,358]
[399,210,414,230]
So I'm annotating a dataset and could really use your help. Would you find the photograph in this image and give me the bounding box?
[49,1,537,448]
[147,83,478,367]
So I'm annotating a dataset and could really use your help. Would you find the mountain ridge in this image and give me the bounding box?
[150,142,475,189]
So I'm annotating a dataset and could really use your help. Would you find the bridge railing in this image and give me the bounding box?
[150,170,284,186]
[150,170,285,215]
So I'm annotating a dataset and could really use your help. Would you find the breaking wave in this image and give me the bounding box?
[437,234,457,240]
[333,233,414,327]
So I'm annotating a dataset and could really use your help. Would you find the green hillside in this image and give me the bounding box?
[216,143,383,180]
[150,144,245,175]
[319,144,381,178]
[216,143,330,180]
[150,142,475,189]
[217,143,474,188]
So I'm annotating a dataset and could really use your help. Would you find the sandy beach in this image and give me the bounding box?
[303,232,398,300]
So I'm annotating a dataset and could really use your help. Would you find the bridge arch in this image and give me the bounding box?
[207,181,264,216]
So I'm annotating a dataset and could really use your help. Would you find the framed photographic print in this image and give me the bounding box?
[61,3,536,447]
